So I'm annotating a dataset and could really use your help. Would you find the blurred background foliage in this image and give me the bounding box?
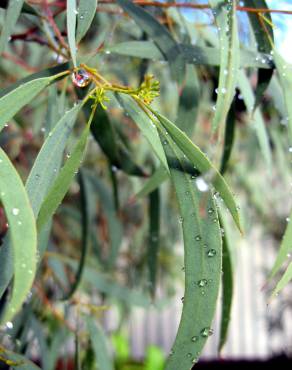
[0,0,292,369]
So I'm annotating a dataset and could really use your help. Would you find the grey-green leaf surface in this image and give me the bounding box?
[0,148,37,324]
[153,111,241,232]
[109,41,273,69]
[118,94,168,171]
[76,0,98,43]
[243,0,274,110]
[176,64,200,136]
[86,317,114,370]
[26,103,83,215]
[274,52,292,142]
[67,0,77,67]
[0,345,41,370]
[37,125,90,230]
[0,0,24,53]
[0,77,55,132]
[159,127,222,370]
[218,215,233,352]
[237,70,272,168]
[272,262,292,297]
[116,0,185,83]
[86,172,123,267]
[209,0,239,132]
[148,188,160,297]
[269,207,292,279]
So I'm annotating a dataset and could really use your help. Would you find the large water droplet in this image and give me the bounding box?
[200,327,213,337]
[71,68,91,88]
[12,208,20,216]
[207,249,217,257]
[195,177,209,192]
[6,321,13,329]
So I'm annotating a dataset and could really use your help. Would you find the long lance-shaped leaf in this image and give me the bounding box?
[271,262,292,298]
[243,0,274,110]
[76,0,98,43]
[218,213,233,352]
[0,0,24,53]
[269,207,292,280]
[220,102,236,174]
[109,41,273,69]
[116,0,185,83]
[117,94,168,171]
[237,70,272,168]
[0,345,41,369]
[209,0,239,132]
[0,1,38,16]
[148,188,160,297]
[0,75,64,132]
[176,64,200,136]
[26,103,84,216]
[274,52,292,143]
[152,111,241,232]
[0,63,70,98]
[0,103,82,303]
[62,170,91,300]
[37,124,90,231]
[158,126,222,370]
[86,317,114,370]
[0,149,37,324]
[67,0,77,67]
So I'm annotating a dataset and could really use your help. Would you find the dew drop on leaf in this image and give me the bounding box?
[207,249,217,257]
[71,69,91,88]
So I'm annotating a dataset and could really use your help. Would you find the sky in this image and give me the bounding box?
[264,0,292,62]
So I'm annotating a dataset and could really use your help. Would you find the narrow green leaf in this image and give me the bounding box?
[0,0,24,53]
[62,170,91,300]
[86,172,123,267]
[272,262,292,297]
[243,0,274,110]
[220,102,236,174]
[209,0,239,132]
[0,77,55,132]
[89,103,146,177]
[148,188,160,297]
[237,70,272,168]
[159,128,222,370]
[86,317,114,370]
[269,207,292,279]
[274,52,292,142]
[116,0,185,83]
[153,111,242,232]
[76,0,98,43]
[136,165,168,198]
[109,41,273,69]
[0,149,37,324]
[67,0,77,67]
[176,64,200,136]
[0,345,41,369]
[117,94,168,171]
[26,103,83,216]
[0,1,38,16]
[218,215,233,352]
[37,125,90,231]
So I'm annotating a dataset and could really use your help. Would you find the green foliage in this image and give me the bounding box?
[0,1,291,369]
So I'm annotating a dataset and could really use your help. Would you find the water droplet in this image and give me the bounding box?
[179,216,184,224]
[192,357,198,364]
[195,235,201,241]
[28,269,33,274]
[105,50,111,55]
[35,174,40,180]
[170,350,174,356]
[207,249,217,257]
[197,279,208,287]
[1,191,5,196]
[191,335,199,342]
[181,296,184,302]
[289,147,292,153]
[6,321,13,329]
[12,208,20,216]
[41,127,46,133]
[71,68,91,88]
[66,153,71,159]
[48,132,52,137]
[21,263,26,268]
[208,208,214,214]
[17,220,22,226]
[221,87,227,94]
[195,177,209,192]
[200,327,213,337]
